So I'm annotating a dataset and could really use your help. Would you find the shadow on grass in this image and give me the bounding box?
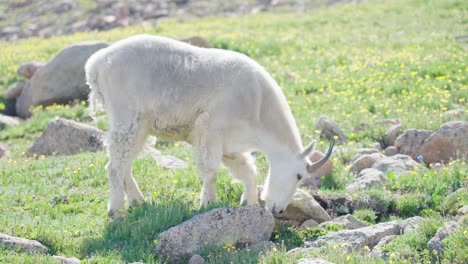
[80,197,220,263]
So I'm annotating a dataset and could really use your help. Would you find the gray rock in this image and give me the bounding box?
[349,153,385,174]
[457,206,468,217]
[351,148,380,162]
[0,114,20,129]
[4,81,26,100]
[314,115,348,144]
[444,108,465,119]
[300,219,319,229]
[243,240,276,255]
[383,124,401,147]
[0,143,6,158]
[275,189,331,224]
[420,121,468,164]
[151,154,188,169]
[428,220,460,256]
[400,216,425,233]
[370,235,397,261]
[155,205,274,262]
[304,221,401,250]
[0,233,48,254]
[384,146,398,156]
[374,235,397,249]
[298,258,334,264]
[318,214,368,230]
[188,254,205,264]
[372,154,420,177]
[26,117,104,156]
[53,256,81,264]
[17,61,46,79]
[346,168,387,191]
[16,41,109,118]
[394,129,433,160]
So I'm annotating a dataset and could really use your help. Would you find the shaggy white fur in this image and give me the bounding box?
[85,35,333,217]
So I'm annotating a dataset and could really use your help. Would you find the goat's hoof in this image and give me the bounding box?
[108,208,125,219]
[128,197,145,208]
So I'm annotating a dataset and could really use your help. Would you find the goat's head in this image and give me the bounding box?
[261,140,334,214]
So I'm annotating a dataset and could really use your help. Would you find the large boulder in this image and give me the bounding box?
[26,117,104,156]
[394,129,433,160]
[155,205,274,262]
[313,115,348,144]
[0,233,49,254]
[420,121,468,164]
[16,41,109,118]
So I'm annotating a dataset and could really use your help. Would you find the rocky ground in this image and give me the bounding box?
[0,0,360,42]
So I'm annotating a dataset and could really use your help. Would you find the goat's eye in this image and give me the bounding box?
[296,173,303,181]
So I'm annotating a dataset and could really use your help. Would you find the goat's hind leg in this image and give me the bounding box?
[106,121,147,218]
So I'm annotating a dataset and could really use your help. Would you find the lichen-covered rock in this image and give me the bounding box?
[300,219,320,229]
[0,233,49,254]
[26,117,104,156]
[400,216,425,233]
[155,205,274,262]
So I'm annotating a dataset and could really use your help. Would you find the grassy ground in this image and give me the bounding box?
[0,0,467,263]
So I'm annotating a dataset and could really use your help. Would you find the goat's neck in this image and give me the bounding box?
[257,130,302,163]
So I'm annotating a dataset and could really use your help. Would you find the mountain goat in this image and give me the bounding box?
[85,35,334,218]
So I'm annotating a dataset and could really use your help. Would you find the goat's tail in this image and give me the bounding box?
[85,54,105,119]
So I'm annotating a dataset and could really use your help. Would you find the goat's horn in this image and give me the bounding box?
[306,139,335,173]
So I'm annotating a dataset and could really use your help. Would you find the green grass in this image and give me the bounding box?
[0,0,467,263]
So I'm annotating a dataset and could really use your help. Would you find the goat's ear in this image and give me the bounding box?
[299,140,316,159]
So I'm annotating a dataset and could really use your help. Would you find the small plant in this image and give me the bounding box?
[353,208,377,225]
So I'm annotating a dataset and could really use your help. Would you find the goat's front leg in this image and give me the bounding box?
[191,113,222,207]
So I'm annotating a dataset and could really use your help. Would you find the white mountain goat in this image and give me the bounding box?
[85,35,334,217]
